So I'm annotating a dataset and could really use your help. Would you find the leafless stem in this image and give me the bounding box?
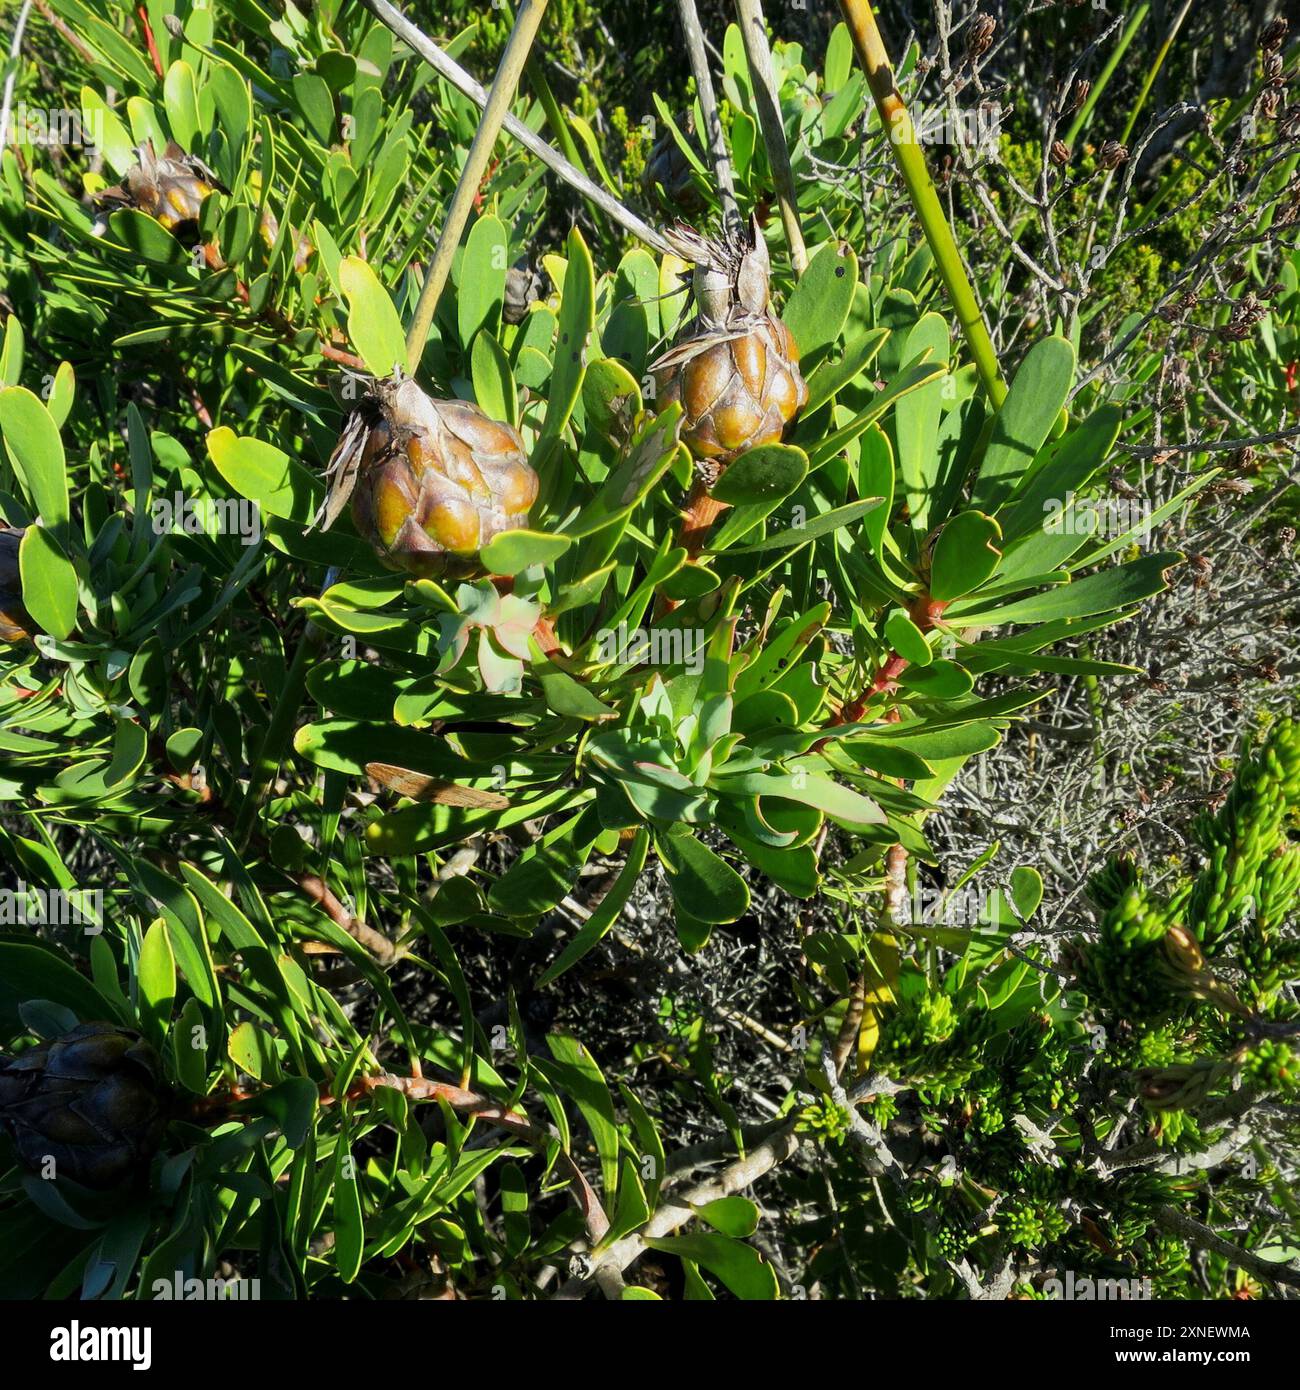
[733,0,807,272]
[676,0,740,234]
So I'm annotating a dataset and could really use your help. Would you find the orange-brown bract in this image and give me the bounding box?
[651,218,807,465]
[333,376,538,578]
[99,140,224,241]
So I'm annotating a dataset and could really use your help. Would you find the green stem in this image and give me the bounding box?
[404,0,550,370]
[525,54,586,173]
[1120,0,1194,148]
[838,0,1006,406]
[734,0,808,274]
[1064,4,1150,149]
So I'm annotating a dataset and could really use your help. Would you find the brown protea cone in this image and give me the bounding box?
[99,140,225,242]
[642,115,706,214]
[651,217,807,469]
[0,526,35,644]
[0,1024,169,1189]
[321,374,538,578]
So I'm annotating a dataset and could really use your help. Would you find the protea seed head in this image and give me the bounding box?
[0,1023,169,1189]
[326,375,538,578]
[651,217,808,466]
[642,116,706,214]
[99,140,225,242]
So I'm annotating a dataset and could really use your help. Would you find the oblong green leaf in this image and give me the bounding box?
[339,256,406,377]
[18,525,77,639]
[971,337,1076,512]
[780,241,859,367]
[657,831,749,924]
[0,388,68,529]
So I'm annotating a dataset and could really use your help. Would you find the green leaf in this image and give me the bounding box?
[162,60,201,149]
[645,1233,779,1299]
[18,525,77,640]
[1010,866,1043,919]
[107,208,189,265]
[954,552,1179,627]
[562,405,683,538]
[0,387,69,530]
[478,528,570,576]
[601,1156,651,1247]
[0,315,22,385]
[0,939,120,1039]
[802,327,889,415]
[258,1077,317,1150]
[339,257,407,377]
[929,511,1002,602]
[538,227,596,455]
[45,363,75,430]
[207,426,322,524]
[885,610,932,666]
[780,241,858,367]
[897,660,973,699]
[171,997,208,1095]
[711,444,808,505]
[894,313,950,531]
[291,71,335,144]
[530,639,616,721]
[656,831,750,924]
[717,770,885,828]
[165,728,204,772]
[713,496,882,555]
[79,86,135,175]
[996,404,1124,542]
[333,1135,364,1283]
[458,214,508,350]
[470,330,517,428]
[538,829,649,986]
[136,918,175,1048]
[971,337,1076,512]
[581,357,642,438]
[487,810,598,917]
[228,1020,277,1081]
[694,1196,760,1238]
[805,360,945,468]
[543,1034,621,1202]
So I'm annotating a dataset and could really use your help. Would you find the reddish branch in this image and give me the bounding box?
[296,873,404,965]
[135,5,164,78]
[679,476,729,558]
[828,593,949,733]
[34,2,98,67]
